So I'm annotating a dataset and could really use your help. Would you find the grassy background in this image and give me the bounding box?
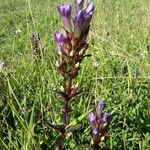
[0,0,150,149]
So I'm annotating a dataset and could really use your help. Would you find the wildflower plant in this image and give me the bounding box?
[88,101,112,149]
[31,33,42,59]
[52,0,94,149]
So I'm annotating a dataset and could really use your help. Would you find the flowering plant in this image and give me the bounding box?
[52,0,94,149]
[88,101,112,149]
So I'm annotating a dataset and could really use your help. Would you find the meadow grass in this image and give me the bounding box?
[0,0,150,149]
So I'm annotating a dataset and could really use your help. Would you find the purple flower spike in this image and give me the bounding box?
[96,101,104,117]
[58,4,72,32]
[76,0,84,12]
[102,113,112,123]
[53,32,65,55]
[88,112,96,123]
[74,10,85,38]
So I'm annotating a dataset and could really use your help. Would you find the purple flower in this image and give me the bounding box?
[88,112,96,123]
[53,32,65,43]
[74,10,85,38]
[84,2,94,18]
[102,113,112,123]
[92,128,98,135]
[53,32,65,55]
[96,101,104,117]
[58,4,72,32]
[76,0,84,12]
[83,2,94,29]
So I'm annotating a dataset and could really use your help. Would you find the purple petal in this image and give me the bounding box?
[102,113,112,123]
[75,10,84,24]
[53,32,65,43]
[85,2,94,14]
[74,10,84,38]
[57,5,72,32]
[92,128,98,135]
[76,0,84,12]
[84,2,94,20]
[53,32,65,55]
[87,112,96,123]
[58,4,71,17]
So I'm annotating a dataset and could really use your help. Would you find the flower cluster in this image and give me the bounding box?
[53,0,94,126]
[53,0,94,79]
[88,101,112,148]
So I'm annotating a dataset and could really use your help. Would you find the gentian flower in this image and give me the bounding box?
[88,112,96,123]
[87,100,112,146]
[76,0,84,12]
[53,32,65,55]
[92,128,98,135]
[58,4,72,32]
[96,101,104,117]
[74,10,85,38]
[84,2,94,18]
[83,2,94,29]
[102,113,112,123]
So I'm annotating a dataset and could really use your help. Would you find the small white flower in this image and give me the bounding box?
[16,29,22,35]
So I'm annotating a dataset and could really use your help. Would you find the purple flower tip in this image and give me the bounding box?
[92,128,98,135]
[102,113,112,123]
[96,101,104,110]
[84,2,94,19]
[77,0,84,4]
[85,3,94,13]
[58,4,71,17]
[76,0,84,12]
[88,112,96,123]
[53,32,65,43]
[75,10,84,24]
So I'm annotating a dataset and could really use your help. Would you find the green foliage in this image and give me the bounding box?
[0,0,150,149]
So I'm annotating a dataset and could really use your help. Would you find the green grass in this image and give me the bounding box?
[0,0,150,149]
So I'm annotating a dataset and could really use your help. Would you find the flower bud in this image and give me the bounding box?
[102,113,112,123]
[88,112,96,123]
[53,32,65,55]
[83,2,94,30]
[96,100,104,117]
[58,4,72,32]
[85,2,94,17]
[74,10,84,38]
[92,128,98,135]
[76,0,84,12]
